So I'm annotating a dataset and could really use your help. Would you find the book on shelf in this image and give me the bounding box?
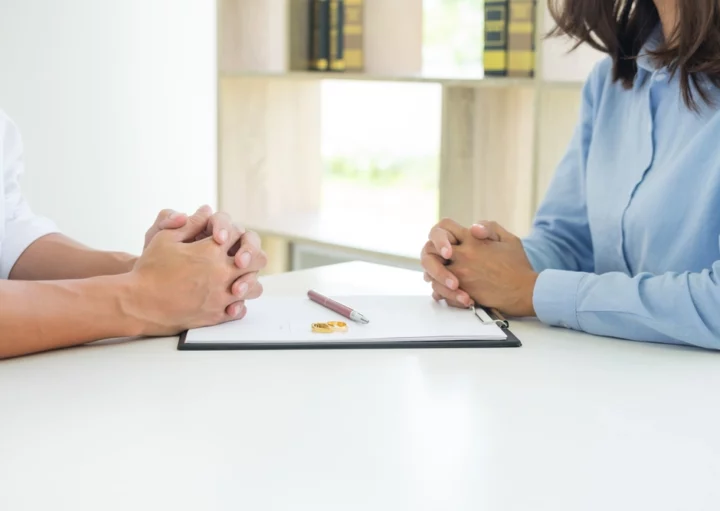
[329,0,346,71]
[483,0,536,77]
[343,0,364,72]
[483,0,509,76]
[309,0,330,71]
[508,0,536,77]
[309,0,362,73]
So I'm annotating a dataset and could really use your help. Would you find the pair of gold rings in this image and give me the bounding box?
[311,321,349,334]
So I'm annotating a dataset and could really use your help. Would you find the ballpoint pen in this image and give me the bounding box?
[307,290,370,324]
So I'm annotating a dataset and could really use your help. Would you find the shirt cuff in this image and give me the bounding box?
[1,216,59,279]
[533,269,587,331]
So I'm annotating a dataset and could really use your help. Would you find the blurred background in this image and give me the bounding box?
[0,0,602,274]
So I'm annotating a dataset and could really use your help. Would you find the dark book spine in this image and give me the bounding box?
[309,0,330,71]
[484,0,509,77]
[329,0,346,71]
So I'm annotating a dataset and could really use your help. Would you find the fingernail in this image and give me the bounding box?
[236,305,246,317]
[240,252,251,268]
[237,283,249,297]
[473,223,485,230]
[168,211,180,219]
[445,278,455,290]
[441,247,450,259]
[218,229,228,243]
[459,295,471,306]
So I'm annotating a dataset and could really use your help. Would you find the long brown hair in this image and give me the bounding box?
[548,0,720,110]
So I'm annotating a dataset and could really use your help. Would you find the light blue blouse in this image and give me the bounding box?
[525,32,720,349]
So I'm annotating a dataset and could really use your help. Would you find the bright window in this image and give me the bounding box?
[318,1,484,234]
[320,80,442,229]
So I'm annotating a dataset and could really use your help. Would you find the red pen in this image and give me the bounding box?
[307,290,370,324]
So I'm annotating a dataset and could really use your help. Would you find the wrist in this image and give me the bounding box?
[113,271,151,337]
[517,271,539,317]
[112,252,138,274]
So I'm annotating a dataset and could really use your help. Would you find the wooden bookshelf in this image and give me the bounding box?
[216,0,604,274]
[220,70,537,88]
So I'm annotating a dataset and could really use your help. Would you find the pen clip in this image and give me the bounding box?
[472,304,509,329]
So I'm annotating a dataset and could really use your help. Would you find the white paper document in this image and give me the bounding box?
[183,295,507,344]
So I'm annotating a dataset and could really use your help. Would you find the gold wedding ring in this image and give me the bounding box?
[327,321,348,332]
[312,322,334,334]
[311,321,349,333]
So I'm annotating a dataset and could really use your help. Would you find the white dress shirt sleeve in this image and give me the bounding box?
[1,112,59,279]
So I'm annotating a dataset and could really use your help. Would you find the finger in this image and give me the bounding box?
[172,205,214,242]
[224,301,247,320]
[470,221,502,242]
[157,210,188,230]
[230,272,264,300]
[234,230,265,270]
[431,280,472,308]
[207,212,232,244]
[205,213,246,246]
[421,250,459,291]
[227,224,246,256]
[437,218,467,244]
[428,227,458,260]
[153,208,175,225]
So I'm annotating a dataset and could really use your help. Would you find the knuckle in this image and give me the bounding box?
[255,250,268,268]
[420,254,437,273]
[431,281,447,295]
[438,218,454,231]
[252,282,264,298]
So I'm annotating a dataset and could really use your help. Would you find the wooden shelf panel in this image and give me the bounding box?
[440,86,536,237]
[540,80,586,89]
[220,71,536,88]
[245,211,428,264]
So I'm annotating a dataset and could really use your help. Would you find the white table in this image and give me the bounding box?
[1,262,719,511]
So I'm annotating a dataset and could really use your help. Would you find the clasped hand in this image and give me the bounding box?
[127,205,268,336]
[420,219,538,317]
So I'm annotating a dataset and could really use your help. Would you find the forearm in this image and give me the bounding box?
[0,275,144,359]
[9,234,136,280]
[533,266,720,350]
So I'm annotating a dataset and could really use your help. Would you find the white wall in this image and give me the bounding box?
[0,0,217,254]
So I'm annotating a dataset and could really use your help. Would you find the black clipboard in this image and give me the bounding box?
[177,305,521,351]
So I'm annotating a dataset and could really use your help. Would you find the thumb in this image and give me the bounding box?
[470,221,504,242]
[169,205,214,242]
[157,210,188,230]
